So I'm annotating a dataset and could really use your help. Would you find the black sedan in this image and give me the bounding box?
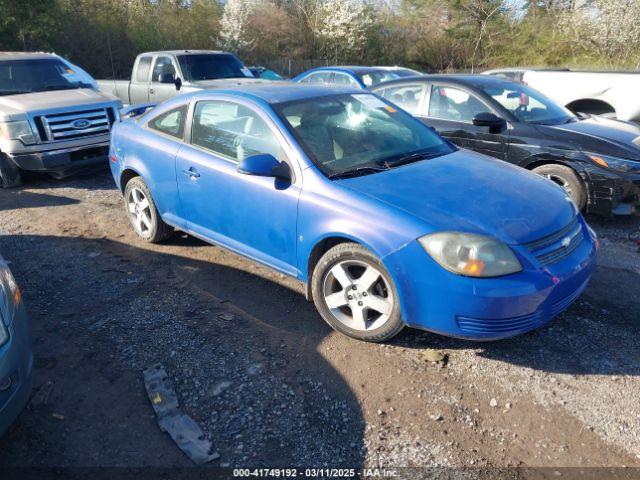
[372,75,640,216]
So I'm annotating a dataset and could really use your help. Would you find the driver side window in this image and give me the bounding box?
[191,100,283,163]
[152,56,176,83]
[428,85,489,123]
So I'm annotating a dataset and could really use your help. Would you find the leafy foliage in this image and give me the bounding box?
[0,0,638,78]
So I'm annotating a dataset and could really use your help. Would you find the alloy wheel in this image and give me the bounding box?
[321,260,394,331]
[127,187,153,236]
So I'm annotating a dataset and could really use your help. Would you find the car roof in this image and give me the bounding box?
[373,74,517,89]
[163,83,364,107]
[0,51,59,61]
[138,50,231,57]
[305,66,414,75]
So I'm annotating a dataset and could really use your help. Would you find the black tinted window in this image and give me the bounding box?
[135,57,152,83]
[176,54,250,82]
[149,105,187,139]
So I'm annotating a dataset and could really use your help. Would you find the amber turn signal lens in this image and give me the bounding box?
[463,259,485,276]
[13,287,21,305]
[589,155,609,168]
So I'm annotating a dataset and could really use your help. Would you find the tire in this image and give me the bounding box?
[123,176,173,243]
[532,164,587,210]
[311,242,404,342]
[0,153,22,188]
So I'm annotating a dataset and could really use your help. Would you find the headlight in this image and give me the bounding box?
[419,232,522,277]
[0,120,36,145]
[587,153,640,174]
[0,262,21,321]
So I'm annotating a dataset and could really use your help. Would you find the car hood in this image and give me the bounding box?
[0,88,118,120]
[338,150,576,245]
[539,116,640,161]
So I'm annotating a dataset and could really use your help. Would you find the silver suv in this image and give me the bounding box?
[0,52,122,187]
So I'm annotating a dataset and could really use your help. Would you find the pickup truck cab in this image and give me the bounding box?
[98,50,265,105]
[0,52,122,187]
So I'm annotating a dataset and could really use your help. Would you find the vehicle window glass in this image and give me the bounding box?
[191,101,282,162]
[0,58,94,95]
[302,72,333,85]
[135,57,152,83]
[276,93,454,177]
[149,105,188,139]
[378,84,424,114]
[151,56,176,83]
[332,73,359,87]
[480,82,574,125]
[176,54,252,81]
[428,85,490,122]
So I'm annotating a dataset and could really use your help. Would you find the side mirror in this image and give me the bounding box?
[160,72,175,84]
[472,112,506,133]
[237,154,291,180]
[174,77,182,91]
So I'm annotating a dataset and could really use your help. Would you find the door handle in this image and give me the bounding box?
[182,167,200,179]
[149,88,155,94]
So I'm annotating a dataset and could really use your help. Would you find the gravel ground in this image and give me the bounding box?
[0,169,639,470]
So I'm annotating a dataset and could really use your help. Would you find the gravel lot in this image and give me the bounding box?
[0,169,639,470]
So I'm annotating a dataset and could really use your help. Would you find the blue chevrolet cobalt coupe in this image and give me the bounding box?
[109,84,597,342]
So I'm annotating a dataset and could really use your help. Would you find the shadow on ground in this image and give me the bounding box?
[0,233,365,467]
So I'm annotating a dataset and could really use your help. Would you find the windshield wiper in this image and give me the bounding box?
[383,150,443,168]
[34,85,78,92]
[328,165,389,180]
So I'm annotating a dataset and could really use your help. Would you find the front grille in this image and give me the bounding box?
[36,108,112,142]
[523,217,584,267]
[457,311,543,335]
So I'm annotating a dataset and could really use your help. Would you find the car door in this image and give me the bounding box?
[129,55,152,104]
[131,104,188,227]
[420,84,509,160]
[176,98,301,275]
[149,55,180,103]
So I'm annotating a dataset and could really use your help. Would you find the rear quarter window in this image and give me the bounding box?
[135,57,152,83]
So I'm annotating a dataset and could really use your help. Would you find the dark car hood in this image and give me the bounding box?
[338,150,576,245]
[539,116,640,160]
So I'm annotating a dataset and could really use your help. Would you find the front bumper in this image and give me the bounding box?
[0,304,33,436]
[583,167,640,216]
[5,141,110,177]
[385,218,598,341]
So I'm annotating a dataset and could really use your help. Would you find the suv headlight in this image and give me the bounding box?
[419,232,522,277]
[0,120,37,145]
[587,153,640,174]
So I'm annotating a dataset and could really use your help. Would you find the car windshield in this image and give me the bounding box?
[176,54,253,82]
[0,58,94,96]
[481,82,575,125]
[276,93,455,178]
[357,69,419,88]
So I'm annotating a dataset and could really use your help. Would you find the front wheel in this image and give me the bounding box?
[311,243,404,342]
[123,177,173,243]
[532,164,587,210]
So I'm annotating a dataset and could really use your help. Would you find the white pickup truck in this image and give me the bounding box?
[483,68,640,123]
[0,52,122,187]
[98,50,267,106]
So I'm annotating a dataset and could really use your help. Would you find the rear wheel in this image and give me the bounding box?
[311,243,404,342]
[532,164,587,210]
[123,177,173,243]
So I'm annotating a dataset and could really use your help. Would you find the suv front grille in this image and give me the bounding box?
[523,217,584,267]
[36,108,113,142]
